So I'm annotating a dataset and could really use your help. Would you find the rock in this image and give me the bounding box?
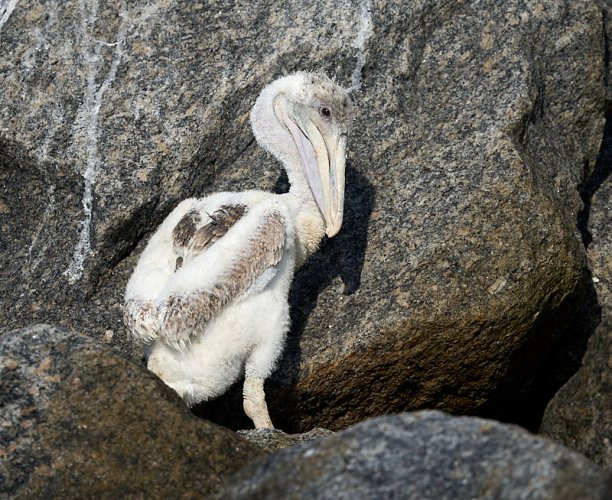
[237,428,335,454]
[0,324,261,497]
[0,0,607,431]
[200,0,608,431]
[216,411,611,500]
[540,116,612,469]
[540,317,612,469]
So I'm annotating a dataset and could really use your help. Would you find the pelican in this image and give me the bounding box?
[124,72,353,429]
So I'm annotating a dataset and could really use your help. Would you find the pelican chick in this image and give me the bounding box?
[124,72,353,429]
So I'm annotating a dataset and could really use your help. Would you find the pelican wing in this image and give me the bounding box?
[173,204,248,271]
[158,203,287,351]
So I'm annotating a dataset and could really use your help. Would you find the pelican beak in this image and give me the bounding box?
[304,122,346,237]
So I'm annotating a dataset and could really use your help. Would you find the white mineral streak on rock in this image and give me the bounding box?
[64,0,129,283]
[0,0,18,31]
[26,186,56,277]
[349,0,373,92]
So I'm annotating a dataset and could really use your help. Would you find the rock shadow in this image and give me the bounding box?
[193,162,375,431]
[503,114,611,432]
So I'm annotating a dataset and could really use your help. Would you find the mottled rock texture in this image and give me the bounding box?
[0,324,261,497]
[540,119,612,469]
[0,0,607,432]
[237,428,334,454]
[217,411,611,500]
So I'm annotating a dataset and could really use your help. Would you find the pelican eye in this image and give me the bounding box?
[320,107,332,118]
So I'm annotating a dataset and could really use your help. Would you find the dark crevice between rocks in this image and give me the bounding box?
[91,195,163,298]
[83,194,166,303]
[193,162,375,431]
[500,114,612,433]
[492,271,598,433]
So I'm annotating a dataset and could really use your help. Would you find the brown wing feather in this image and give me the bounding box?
[160,209,286,350]
[174,204,247,271]
[172,209,201,248]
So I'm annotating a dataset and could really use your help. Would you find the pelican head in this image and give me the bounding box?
[250,72,353,237]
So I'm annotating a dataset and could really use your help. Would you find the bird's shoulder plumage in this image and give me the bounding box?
[172,203,248,271]
[124,190,292,350]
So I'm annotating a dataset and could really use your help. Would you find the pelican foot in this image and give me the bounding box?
[243,377,274,429]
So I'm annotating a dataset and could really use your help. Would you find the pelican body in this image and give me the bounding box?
[124,73,353,428]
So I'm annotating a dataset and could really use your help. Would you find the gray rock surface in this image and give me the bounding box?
[237,428,335,454]
[0,0,607,432]
[217,411,610,500]
[540,119,612,469]
[0,324,261,497]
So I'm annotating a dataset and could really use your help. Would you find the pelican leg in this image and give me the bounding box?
[243,377,274,429]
